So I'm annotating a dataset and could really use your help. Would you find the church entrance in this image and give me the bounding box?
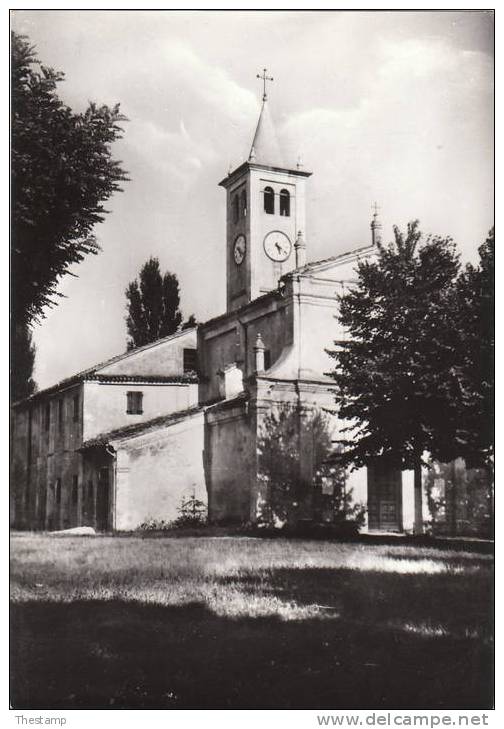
[367,462,403,532]
[96,467,111,532]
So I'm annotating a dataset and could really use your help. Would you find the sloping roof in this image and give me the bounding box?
[248,99,285,167]
[288,243,377,277]
[12,327,198,407]
[80,404,205,449]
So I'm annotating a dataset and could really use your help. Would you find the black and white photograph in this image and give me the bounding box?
[10,7,494,715]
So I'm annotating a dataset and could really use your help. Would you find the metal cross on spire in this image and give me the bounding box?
[372,201,380,218]
[257,68,274,101]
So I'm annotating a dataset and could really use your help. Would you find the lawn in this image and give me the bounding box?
[10,532,493,709]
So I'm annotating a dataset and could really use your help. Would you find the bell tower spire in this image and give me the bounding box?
[220,70,312,312]
[248,68,284,167]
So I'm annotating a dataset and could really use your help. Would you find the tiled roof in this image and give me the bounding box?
[85,373,198,384]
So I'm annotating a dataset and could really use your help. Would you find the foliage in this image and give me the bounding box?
[11,32,128,328]
[424,460,493,538]
[327,220,462,475]
[11,323,37,402]
[137,517,171,531]
[182,314,198,330]
[125,257,188,349]
[256,406,363,530]
[172,493,207,528]
[452,229,494,469]
[137,495,207,531]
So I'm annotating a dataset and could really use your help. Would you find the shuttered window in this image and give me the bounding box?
[183,348,198,373]
[126,391,143,414]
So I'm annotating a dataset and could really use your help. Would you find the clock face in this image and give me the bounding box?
[233,234,246,265]
[263,231,292,262]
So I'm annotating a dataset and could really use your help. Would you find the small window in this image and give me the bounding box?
[72,475,78,505]
[126,391,143,415]
[280,189,290,217]
[183,348,198,373]
[264,186,275,214]
[55,478,61,505]
[241,189,247,217]
[44,402,50,431]
[233,194,239,223]
[73,394,79,423]
[264,349,271,370]
[58,398,64,432]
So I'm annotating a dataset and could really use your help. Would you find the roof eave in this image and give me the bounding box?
[219,161,312,188]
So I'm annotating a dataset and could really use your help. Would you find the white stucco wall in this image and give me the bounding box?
[401,468,430,532]
[83,382,198,441]
[113,411,206,530]
[97,328,197,377]
[347,466,368,525]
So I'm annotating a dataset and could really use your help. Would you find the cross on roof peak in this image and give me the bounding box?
[257,68,274,102]
[372,201,380,217]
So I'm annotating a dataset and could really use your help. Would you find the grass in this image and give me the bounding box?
[10,532,494,709]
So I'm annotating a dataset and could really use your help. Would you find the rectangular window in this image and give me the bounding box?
[73,394,80,422]
[126,391,143,414]
[44,402,50,431]
[58,398,64,432]
[72,475,78,505]
[264,349,271,370]
[183,348,198,373]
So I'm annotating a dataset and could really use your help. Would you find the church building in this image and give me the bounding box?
[11,79,424,534]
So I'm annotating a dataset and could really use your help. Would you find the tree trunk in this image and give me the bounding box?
[413,458,423,535]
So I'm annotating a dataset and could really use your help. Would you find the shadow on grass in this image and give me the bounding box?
[11,566,493,710]
[224,565,493,639]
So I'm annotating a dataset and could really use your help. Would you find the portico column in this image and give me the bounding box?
[413,461,423,534]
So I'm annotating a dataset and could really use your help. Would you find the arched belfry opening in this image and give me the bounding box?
[264,186,275,215]
[280,189,290,217]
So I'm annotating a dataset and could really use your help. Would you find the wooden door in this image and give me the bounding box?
[96,467,110,532]
[368,463,403,532]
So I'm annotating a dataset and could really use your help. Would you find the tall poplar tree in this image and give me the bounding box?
[125,257,186,349]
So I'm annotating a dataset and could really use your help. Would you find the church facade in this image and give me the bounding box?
[12,89,426,534]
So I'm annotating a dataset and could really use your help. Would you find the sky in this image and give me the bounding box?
[11,9,494,390]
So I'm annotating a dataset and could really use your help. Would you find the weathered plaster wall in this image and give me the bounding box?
[113,411,206,530]
[199,293,293,403]
[83,382,198,441]
[204,400,254,523]
[98,328,197,376]
[11,384,84,529]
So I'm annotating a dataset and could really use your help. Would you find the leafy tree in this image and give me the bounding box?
[125,257,184,349]
[327,221,461,532]
[11,323,37,402]
[11,31,128,328]
[453,228,494,470]
[257,406,364,529]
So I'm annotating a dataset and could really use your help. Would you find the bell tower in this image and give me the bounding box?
[219,70,312,312]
